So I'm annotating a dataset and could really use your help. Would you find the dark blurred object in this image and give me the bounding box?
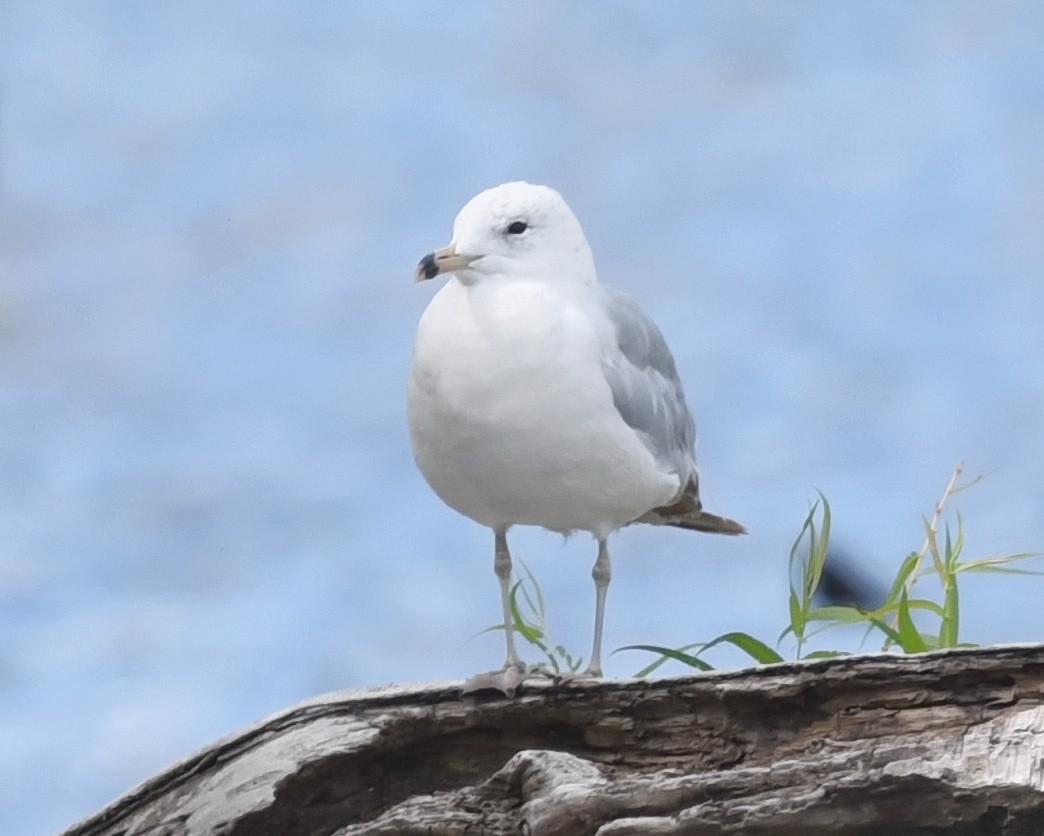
[815,549,888,611]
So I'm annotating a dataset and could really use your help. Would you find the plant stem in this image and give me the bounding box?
[908,461,965,592]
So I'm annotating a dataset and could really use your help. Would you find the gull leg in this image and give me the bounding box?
[462,529,527,696]
[584,538,611,678]
[494,529,524,672]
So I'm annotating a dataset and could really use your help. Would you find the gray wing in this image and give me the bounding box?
[597,286,697,484]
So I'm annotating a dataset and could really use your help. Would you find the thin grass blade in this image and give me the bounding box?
[617,644,714,673]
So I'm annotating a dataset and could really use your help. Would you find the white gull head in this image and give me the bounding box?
[415,181,597,286]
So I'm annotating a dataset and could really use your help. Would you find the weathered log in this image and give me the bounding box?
[64,644,1044,835]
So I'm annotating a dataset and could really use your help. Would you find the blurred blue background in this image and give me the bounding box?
[2,2,1043,833]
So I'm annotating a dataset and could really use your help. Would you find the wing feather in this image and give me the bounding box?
[597,287,697,486]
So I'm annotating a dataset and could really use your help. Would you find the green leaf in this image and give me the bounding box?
[805,605,871,623]
[896,589,929,653]
[803,620,860,642]
[553,645,584,673]
[946,514,965,573]
[803,515,818,600]
[866,617,905,647]
[940,574,959,648]
[789,501,818,569]
[868,598,945,619]
[807,492,832,595]
[956,553,1043,574]
[788,501,819,600]
[961,564,1043,576]
[915,632,942,650]
[617,644,714,673]
[698,632,786,664]
[508,581,544,641]
[788,589,805,640]
[516,559,547,621]
[784,494,833,655]
[886,552,922,603]
[802,650,849,659]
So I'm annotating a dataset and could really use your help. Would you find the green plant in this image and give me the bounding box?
[621,463,1040,673]
[478,558,585,675]
[492,464,1039,676]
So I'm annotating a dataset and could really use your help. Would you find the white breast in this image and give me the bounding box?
[407,278,680,537]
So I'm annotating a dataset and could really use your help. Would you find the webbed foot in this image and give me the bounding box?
[461,664,531,697]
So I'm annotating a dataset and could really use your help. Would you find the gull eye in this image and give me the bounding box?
[506,220,528,235]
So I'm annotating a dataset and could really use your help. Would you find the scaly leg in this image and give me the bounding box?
[585,538,611,678]
[494,528,524,672]
[462,528,527,695]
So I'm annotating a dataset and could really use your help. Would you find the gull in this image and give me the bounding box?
[408,182,744,694]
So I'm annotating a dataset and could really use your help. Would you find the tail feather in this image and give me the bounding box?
[658,508,747,535]
[636,479,747,536]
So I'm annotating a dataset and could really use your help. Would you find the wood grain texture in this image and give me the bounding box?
[64,644,1044,836]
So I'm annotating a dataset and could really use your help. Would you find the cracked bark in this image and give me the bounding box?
[63,644,1044,836]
